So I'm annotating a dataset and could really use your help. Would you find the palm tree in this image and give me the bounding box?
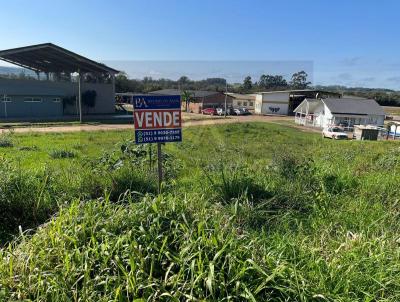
[182,90,194,112]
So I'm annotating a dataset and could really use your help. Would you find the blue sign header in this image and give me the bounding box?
[133,95,181,110]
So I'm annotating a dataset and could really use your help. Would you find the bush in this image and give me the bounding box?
[49,149,77,159]
[203,161,271,203]
[17,145,39,151]
[0,133,14,147]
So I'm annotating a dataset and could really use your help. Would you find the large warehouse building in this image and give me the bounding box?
[0,43,119,120]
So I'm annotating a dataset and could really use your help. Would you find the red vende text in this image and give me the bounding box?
[134,110,181,129]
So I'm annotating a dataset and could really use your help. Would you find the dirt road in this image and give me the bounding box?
[0,115,317,134]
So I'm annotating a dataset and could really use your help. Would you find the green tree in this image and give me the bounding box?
[242,76,253,92]
[290,71,311,89]
[182,90,195,112]
[178,76,191,90]
[258,74,288,90]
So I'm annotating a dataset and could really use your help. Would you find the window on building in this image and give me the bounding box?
[243,101,248,106]
[249,101,254,106]
[0,96,11,102]
[237,101,242,106]
[24,97,43,102]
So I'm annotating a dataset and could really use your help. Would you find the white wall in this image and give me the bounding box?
[258,92,290,115]
[317,104,333,128]
[255,94,263,114]
[261,103,288,115]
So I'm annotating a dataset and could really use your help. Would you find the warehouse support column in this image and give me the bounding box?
[78,69,82,123]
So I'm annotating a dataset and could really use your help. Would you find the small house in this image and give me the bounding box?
[294,97,385,128]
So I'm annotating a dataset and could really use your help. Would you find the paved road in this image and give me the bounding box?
[0,115,316,134]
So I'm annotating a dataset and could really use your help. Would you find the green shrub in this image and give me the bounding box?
[203,161,271,202]
[49,149,77,159]
[17,145,39,151]
[0,133,14,147]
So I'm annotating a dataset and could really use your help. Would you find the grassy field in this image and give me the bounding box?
[384,106,400,116]
[0,122,399,301]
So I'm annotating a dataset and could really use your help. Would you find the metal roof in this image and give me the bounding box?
[0,43,119,74]
[293,97,385,116]
[149,89,221,98]
[322,98,385,116]
[225,93,256,100]
[293,99,320,113]
[257,89,342,97]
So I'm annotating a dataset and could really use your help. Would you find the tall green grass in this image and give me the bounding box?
[0,123,399,300]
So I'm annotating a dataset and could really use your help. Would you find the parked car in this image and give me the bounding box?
[202,108,217,115]
[233,108,242,115]
[238,107,251,115]
[217,108,229,116]
[322,127,349,140]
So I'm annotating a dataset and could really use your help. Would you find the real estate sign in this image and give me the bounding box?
[133,95,182,144]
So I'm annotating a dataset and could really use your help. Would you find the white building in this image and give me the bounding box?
[253,90,341,116]
[254,91,290,115]
[294,97,385,128]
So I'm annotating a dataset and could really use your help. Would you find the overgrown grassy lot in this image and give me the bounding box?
[0,123,399,301]
[384,106,400,116]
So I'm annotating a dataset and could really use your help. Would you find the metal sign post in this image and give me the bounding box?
[149,144,153,172]
[157,143,163,193]
[133,95,182,194]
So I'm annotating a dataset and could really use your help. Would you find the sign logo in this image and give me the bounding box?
[269,107,280,113]
[134,98,148,109]
[133,95,182,144]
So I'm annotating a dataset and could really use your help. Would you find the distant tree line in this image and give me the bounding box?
[115,70,312,94]
[115,73,229,93]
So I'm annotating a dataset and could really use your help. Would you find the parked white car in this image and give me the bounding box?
[216,108,227,116]
[233,108,242,115]
[322,127,349,140]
